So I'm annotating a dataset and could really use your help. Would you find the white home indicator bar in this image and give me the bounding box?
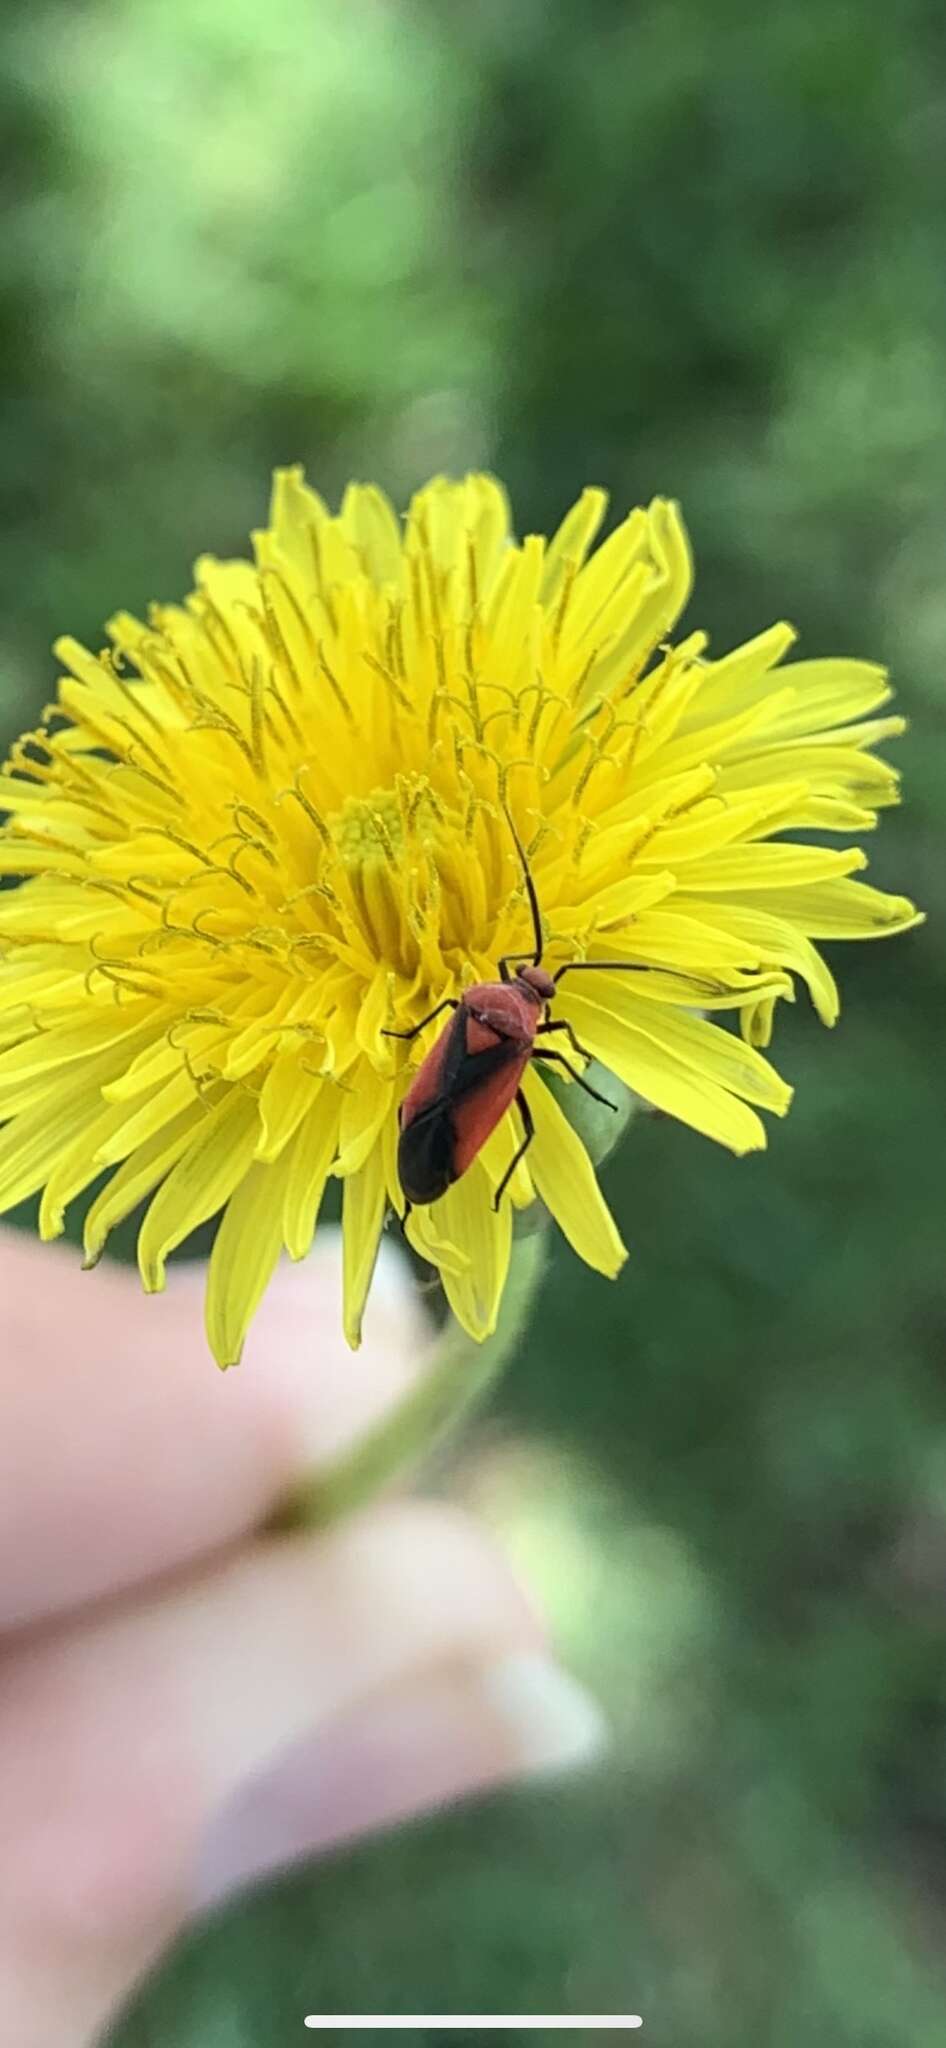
[304,2019,643,2031]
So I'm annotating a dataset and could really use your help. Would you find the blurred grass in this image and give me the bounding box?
[2,0,944,2041]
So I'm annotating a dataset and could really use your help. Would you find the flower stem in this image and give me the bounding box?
[273,1225,549,1530]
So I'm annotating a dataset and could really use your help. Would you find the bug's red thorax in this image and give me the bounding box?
[463,980,544,1048]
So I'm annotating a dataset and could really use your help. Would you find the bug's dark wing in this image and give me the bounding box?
[397,1040,526,1205]
[397,1097,459,1205]
[449,1036,524,1102]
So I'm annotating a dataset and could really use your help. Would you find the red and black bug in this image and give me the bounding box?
[384,813,643,1217]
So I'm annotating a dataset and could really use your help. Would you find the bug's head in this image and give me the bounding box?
[516,962,555,1005]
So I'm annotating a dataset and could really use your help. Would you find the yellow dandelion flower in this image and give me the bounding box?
[0,473,920,1364]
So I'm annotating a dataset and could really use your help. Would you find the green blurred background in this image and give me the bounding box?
[3,1,944,2041]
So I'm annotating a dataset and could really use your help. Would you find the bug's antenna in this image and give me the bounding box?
[501,803,543,964]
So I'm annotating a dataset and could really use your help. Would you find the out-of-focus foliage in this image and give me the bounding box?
[2,1,944,2042]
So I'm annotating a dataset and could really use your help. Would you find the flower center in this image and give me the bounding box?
[330,790,407,870]
[326,782,491,998]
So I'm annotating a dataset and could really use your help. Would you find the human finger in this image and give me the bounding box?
[0,1228,432,1629]
[0,1499,603,2048]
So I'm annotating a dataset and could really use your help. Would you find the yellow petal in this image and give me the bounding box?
[256,1049,323,1162]
[268,465,332,594]
[477,1105,534,1209]
[342,1145,387,1349]
[335,1064,394,1176]
[605,905,765,974]
[485,535,545,676]
[523,1067,626,1277]
[404,1203,471,1279]
[683,623,798,721]
[557,868,677,934]
[103,1028,199,1103]
[205,1151,294,1369]
[759,659,891,739]
[742,993,780,1049]
[626,498,694,656]
[651,784,810,868]
[95,1068,199,1164]
[565,508,651,649]
[676,844,867,893]
[407,476,471,577]
[695,902,839,1025]
[585,981,793,1114]
[82,1099,208,1265]
[340,483,403,585]
[0,1017,162,1125]
[654,686,799,778]
[435,1161,512,1341]
[137,1090,260,1291]
[725,878,923,940]
[282,1091,340,1261]
[38,1098,138,1240]
[540,487,608,605]
[464,473,512,595]
[0,1079,112,1213]
[0,1002,159,1095]
[589,499,694,694]
[718,740,902,806]
[563,990,768,1154]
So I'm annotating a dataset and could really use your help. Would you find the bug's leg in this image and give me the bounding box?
[553,960,648,983]
[532,1045,617,1110]
[382,998,458,1040]
[535,1016,595,1062]
[553,959,729,999]
[492,1087,535,1212]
